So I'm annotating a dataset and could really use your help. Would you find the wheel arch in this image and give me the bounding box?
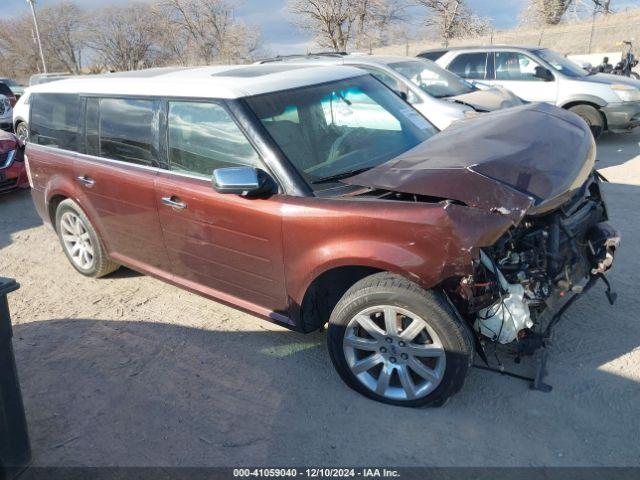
[298,265,385,333]
[47,193,70,232]
[561,100,608,131]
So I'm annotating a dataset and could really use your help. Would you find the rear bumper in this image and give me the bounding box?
[602,101,640,132]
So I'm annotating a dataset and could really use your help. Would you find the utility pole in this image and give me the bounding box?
[26,0,47,73]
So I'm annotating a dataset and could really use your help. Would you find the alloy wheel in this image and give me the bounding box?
[60,211,95,270]
[16,123,28,143]
[343,305,446,401]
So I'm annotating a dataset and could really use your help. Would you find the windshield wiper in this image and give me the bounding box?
[312,167,373,185]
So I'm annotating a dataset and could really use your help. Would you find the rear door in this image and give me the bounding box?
[74,96,170,272]
[489,51,559,103]
[154,99,288,313]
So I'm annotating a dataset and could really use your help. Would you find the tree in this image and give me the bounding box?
[288,0,359,51]
[522,0,614,26]
[158,0,261,64]
[415,0,492,47]
[288,0,406,52]
[88,4,160,72]
[39,2,86,74]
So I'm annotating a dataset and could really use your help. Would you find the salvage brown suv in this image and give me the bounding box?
[25,65,618,407]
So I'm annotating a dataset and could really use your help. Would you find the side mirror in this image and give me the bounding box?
[534,66,554,82]
[581,62,593,71]
[394,90,408,101]
[212,167,276,197]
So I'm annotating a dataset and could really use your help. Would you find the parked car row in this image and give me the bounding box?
[419,45,640,138]
[21,57,620,407]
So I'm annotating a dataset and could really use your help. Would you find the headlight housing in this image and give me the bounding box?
[611,84,640,102]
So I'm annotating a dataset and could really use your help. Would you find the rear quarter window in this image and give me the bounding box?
[30,93,79,151]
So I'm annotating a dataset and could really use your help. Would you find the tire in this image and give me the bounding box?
[55,199,118,278]
[568,104,605,140]
[327,272,473,408]
[15,122,28,143]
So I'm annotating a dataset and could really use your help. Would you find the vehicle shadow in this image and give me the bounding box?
[0,189,42,251]
[12,304,640,467]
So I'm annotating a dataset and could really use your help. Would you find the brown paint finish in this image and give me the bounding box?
[73,155,170,272]
[154,171,289,314]
[280,197,514,309]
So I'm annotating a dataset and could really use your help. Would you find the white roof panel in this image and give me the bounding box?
[28,64,367,99]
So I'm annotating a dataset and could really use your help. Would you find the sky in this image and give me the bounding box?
[1,0,638,55]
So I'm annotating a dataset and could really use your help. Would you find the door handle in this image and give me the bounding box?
[161,196,187,210]
[77,175,95,187]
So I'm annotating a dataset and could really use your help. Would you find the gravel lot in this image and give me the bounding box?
[1,130,640,467]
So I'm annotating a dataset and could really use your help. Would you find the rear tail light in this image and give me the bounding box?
[24,153,34,188]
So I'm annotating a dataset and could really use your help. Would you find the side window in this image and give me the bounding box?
[99,98,157,166]
[448,52,488,80]
[167,101,260,178]
[30,93,79,150]
[321,87,402,131]
[495,52,546,81]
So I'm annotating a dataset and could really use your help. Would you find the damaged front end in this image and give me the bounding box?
[451,173,619,389]
[344,103,620,390]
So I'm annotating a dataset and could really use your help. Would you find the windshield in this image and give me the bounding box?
[245,75,436,190]
[536,49,587,78]
[388,59,475,98]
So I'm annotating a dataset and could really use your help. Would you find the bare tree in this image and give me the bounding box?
[0,12,70,80]
[88,4,160,71]
[39,2,86,74]
[288,0,405,52]
[158,0,260,64]
[522,0,614,25]
[415,0,492,47]
[356,0,408,49]
[288,0,359,51]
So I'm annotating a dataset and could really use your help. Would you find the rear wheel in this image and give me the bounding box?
[55,199,118,278]
[568,104,605,139]
[327,273,473,407]
[15,122,28,143]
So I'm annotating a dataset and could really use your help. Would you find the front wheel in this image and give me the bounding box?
[327,273,473,407]
[568,104,605,139]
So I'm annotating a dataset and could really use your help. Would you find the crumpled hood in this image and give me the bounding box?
[449,86,523,111]
[345,102,595,220]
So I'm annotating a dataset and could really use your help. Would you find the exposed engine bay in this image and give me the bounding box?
[453,173,619,364]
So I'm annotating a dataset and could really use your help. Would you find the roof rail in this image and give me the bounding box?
[258,52,348,64]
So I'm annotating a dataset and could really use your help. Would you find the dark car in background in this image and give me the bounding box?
[0,83,17,108]
[0,131,28,193]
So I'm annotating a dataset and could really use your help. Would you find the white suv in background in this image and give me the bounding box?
[422,45,640,138]
[12,91,30,142]
[256,53,522,130]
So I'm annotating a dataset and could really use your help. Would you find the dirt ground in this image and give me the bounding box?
[1,130,640,467]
